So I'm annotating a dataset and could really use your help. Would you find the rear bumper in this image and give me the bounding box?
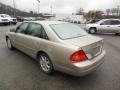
[68,50,106,76]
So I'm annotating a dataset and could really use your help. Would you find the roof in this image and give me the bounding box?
[101,19,120,21]
[25,21,68,25]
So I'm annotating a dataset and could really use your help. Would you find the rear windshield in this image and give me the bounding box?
[50,23,88,40]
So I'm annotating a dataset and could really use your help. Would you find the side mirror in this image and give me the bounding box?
[10,29,16,32]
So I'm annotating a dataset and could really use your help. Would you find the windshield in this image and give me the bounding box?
[50,23,88,40]
[87,19,100,24]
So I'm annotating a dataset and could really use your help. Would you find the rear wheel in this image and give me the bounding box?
[38,53,54,74]
[89,28,97,34]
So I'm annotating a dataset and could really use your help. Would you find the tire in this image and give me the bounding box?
[115,33,119,35]
[4,23,9,26]
[9,22,12,25]
[6,38,14,50]
[9,22,16,25]
[8,22,10,25]
[89,28,97,34]
[13,23,17,25]
[38,53,54,74]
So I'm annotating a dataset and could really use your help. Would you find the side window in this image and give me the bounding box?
[27,23,49,40]
[41,27,49,40]
[16,23,29,33]
[111,20,120,25]
[101,20,111,25]
[27,23,42,37]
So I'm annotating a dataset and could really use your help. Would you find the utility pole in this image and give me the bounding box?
[37,0,40,14]
[118,6,120,16]
[38,3,40,14]
[13,0,16,17]
[50,5,53,14]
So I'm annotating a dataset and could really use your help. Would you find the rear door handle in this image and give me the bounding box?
[107,26,110,27]
[118,26,120,27]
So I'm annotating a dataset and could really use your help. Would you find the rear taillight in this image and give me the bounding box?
[70,50,88,62]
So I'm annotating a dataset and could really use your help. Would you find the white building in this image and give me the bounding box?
[53,14,86,23]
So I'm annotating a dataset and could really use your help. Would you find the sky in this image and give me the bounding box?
[0,0,120,14]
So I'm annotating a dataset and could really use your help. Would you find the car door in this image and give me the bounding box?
[21,22,49,58]
[11,22,29,51]
[98,20,112,33]
[110,20,120,33]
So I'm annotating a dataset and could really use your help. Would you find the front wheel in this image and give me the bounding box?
[89,28,97,34]
[13,22,17,25]
[6,38,14,50]
[38,53,54,74]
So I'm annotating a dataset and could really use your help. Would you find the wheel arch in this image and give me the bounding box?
[36,50,55,69]
[36,50,52,61]
[89,27,97,33]
[89,27,97,31]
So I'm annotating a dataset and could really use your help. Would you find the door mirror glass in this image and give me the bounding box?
[10,29,16,32]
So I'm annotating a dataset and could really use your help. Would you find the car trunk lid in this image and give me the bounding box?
[64,35,103,59]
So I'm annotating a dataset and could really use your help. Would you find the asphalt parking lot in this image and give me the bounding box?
[0,23,120,90]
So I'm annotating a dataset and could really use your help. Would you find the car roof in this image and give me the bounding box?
[101,19,120,21]
[24,21,68,25]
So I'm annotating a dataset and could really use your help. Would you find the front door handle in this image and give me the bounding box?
[107,26,110,27]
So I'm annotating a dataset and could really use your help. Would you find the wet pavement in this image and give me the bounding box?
[0,24,120,90]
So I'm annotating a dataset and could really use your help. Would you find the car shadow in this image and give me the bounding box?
[92,33,120,37]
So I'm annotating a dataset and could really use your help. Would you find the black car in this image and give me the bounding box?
[16,16,24,22]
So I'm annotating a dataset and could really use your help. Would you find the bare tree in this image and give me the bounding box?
[111,8,117,16]
[0,2,43,17]
[76,8,84,15]
[116,6,120,16]
[85,10,104,20]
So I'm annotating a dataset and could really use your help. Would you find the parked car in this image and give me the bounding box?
[0,15,9,25]
[6,21,106,76]
[63,18,71,22]
[0,14,17,25]
[23,17,30,21]
[23,17,35,21]
[29,17,36,21]
[35,17,45,21]
[86,19,120,35]
[16,16,24,22]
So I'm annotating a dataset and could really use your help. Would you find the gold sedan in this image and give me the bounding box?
[6,21,106,76]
